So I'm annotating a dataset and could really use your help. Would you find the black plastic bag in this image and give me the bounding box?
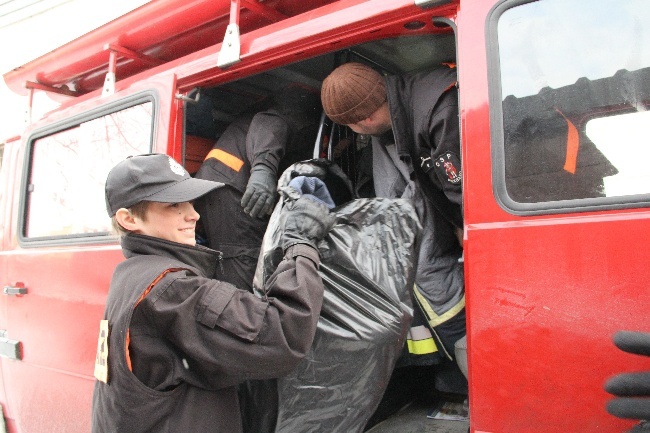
[252,160,420,433]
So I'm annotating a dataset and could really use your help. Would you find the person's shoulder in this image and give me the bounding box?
[414,64,456,80]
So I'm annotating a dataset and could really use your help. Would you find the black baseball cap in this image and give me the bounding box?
[105,153,223,217]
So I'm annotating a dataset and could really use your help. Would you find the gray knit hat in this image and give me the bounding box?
[321,62,386,125]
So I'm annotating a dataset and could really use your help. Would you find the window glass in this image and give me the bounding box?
[25,102,153,239]
[497,0,650,203]
[585,112,650,197]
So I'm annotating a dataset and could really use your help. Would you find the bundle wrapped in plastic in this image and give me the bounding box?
[252,160,420,433]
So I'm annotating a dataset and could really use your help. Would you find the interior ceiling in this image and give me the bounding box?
[204,32,457,123]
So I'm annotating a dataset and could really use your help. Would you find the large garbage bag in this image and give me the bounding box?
[252,159,420,433]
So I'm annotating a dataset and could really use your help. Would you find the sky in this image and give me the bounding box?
[0,0,150,141]
[498,0,650,98]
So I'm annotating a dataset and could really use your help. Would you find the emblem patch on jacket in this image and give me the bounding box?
[94,320,109,383]
[434,153,462,185]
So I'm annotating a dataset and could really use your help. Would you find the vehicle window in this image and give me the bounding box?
[24,102,153,240]
[496,0,650,205]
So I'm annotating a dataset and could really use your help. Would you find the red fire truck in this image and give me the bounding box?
[1,0,648,431]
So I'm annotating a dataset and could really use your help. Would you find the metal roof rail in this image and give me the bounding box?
[102,43,165,96]
[217,0,242,68]
[217,0,289,68]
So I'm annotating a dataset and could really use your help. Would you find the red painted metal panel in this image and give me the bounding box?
[2,246,121,432]
[464,217,649,433]
[458,1,649,432]
[0,137,19,430]
[0,72,177,433]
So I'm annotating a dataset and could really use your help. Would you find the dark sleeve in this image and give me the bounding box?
[143,244,323,388]
[427,87,463,212]
[246,110,291,173]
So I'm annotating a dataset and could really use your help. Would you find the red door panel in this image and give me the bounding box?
[465,215,650,432]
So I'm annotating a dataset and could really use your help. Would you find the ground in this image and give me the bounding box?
[364,364,469,433]
[367,398,469,433]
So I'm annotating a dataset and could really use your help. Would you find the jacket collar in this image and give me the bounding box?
[121,233,221,278]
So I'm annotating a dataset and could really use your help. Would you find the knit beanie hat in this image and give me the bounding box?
[321,62,386,125]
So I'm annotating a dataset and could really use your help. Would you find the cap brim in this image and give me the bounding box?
[146,177,224,203]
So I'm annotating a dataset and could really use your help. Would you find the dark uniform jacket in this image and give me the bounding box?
[373,66,465,360]
[195,108,319,291]
[386,64,463,228]
[91,233,323,433]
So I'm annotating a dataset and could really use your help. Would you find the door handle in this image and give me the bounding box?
[0,331,22,360]
[3,285,27,296]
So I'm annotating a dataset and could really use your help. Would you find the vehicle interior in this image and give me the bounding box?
[182,30,469,432]
[182,30,456,194]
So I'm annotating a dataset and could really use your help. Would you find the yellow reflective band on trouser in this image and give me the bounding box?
[205,148,244,172]
[413,284,465,328]
[406,325,438,355]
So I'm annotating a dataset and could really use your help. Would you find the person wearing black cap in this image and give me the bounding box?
[321,63,467,393]
[92,153,336,433]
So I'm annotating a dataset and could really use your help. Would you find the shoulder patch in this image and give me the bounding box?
[434,152,462,185]
[94,320,110,383]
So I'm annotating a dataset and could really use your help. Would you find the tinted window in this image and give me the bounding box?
[24,102,153,239]
[497,0,650,205]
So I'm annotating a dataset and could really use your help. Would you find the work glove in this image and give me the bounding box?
[605,331,650,432]
[280,177,336,252]
[241,166,277,218]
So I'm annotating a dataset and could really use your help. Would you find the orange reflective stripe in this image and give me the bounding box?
[205,148,244,172]
[555,108,579,174]
[126,268,186,372]
[443,81,457,93]
[125,331,132,371]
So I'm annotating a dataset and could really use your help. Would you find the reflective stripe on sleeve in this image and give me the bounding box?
[205,148,245,172]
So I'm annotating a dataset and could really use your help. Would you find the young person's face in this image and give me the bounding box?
[135,201,201,246]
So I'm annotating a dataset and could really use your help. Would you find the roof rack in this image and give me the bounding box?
[4,0,331,102]
[102,43,165,96]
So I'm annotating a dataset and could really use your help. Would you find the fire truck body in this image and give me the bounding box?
[1,0,648,431]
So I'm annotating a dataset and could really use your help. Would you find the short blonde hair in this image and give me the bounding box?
[111,201,150,236]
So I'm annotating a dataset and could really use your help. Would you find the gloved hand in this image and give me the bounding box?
[605,331,650,432]
[280,196,336,252]
[288,176,335,209]
[241,166,277,218]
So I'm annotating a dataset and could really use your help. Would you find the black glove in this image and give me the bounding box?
[605,331,650,432]
[281,196,336,252]
[241,166,277,218]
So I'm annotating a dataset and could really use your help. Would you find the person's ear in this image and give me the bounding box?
[115,208,140,232]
